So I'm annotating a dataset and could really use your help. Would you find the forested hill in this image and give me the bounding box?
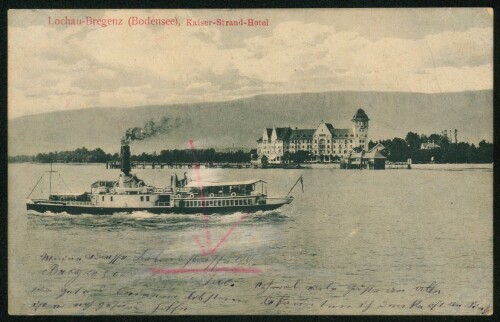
[9,90,492,155]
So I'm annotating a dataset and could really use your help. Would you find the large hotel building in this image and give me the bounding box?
[256,108,370,163]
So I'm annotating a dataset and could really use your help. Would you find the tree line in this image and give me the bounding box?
[8,147,112,163]
[8,147,254,164]
[8,132,493,164]
[370,132,493,163]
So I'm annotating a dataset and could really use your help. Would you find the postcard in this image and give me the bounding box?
[8,8,493,315]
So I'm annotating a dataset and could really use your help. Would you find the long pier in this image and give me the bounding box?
[106,161,258,170]
[106,160,409,170]
[385,161,412,169]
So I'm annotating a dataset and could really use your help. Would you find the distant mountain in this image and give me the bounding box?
[8,90,493,155]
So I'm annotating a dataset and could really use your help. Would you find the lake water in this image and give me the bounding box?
[8,163,493,315]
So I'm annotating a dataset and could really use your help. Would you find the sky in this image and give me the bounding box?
[8,8,493,119]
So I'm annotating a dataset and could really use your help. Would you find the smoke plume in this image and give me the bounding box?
[122,117,183,144]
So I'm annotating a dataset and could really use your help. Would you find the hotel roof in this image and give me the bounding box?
[289,129,315,139]
[332,128,354,137]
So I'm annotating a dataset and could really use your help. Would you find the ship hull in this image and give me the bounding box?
[26,202,289,215]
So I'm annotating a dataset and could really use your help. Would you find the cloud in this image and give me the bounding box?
[8,10,493,119]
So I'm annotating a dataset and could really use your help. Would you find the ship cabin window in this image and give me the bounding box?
[209,201,213,206]
[140,196,144,202]
[146,196,150,202]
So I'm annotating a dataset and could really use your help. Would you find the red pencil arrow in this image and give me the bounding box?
[188,139,249,256]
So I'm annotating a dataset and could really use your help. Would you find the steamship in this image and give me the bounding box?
[26,143,295,215]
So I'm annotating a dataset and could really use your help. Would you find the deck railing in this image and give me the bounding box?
[65,201,92,206]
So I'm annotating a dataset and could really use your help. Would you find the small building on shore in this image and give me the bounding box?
[340,150,387,170]
[420,141,440,150]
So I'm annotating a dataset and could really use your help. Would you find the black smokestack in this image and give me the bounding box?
[121,143,131,176]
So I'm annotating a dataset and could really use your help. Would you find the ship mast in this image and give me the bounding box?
[49,162,52,195]
[47,162,57,195]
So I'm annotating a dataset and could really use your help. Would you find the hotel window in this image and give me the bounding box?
[110,196,113,201]
[146,196,150,202]
[140,196,144,202]
[102,196,105,201]
[350,140,353,143]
